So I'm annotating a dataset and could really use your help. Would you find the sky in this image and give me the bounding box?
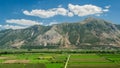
[0,0,120,29]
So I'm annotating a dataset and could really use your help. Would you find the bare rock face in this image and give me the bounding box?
[34,26,63,46]
[60,32,71,48]
[11,40,25,48]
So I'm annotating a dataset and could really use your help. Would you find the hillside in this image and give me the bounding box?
[0,17,120,50]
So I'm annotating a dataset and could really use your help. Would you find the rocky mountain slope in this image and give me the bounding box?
[0,17,120,50]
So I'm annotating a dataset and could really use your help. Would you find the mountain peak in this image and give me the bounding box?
[85,17,99,21]
[81,17,111,25]
[80,17,99,24]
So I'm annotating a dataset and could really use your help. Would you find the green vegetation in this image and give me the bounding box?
[0,50,120,68]
[46,63,63,68]
[0,64,46,68]
[68,54,120,68]
[0,52,67,68]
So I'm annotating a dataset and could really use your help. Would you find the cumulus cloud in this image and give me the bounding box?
[23,4,110,18]
[68,4,109,16]
[6,19,42,26]
[0,19,43,30]
[1,4,110,30]
[0,24,26,30]
[23,10,56,18]
[67,12,74,17]
[55,8,68,16]
[23,7,68,18]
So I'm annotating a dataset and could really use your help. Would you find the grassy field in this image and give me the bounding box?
[0,52,120,68]
[68,54,120,68]
[0,53,67,68]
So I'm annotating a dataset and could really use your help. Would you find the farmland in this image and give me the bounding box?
[68,54,120,68]
[0,50,120,68]
[0,53,66,68]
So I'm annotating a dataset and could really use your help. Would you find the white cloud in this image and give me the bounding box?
[68,4,107,16]
[6,19,42,26]
[103,9,109,12]
[23,10,56,18]
[103,5,110,12]
[49,22,58,26]
[23,4,110,18]
[23,7,68,18]
[0,19,43,30]
[0,24,27,30]
[105,5,111,9]
[4,25,26,29]
[55,8,68,16]
[68,12,74,17]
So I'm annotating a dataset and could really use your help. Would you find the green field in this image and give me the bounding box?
[0,53,66,68]
[68,54,120,68]
[0,52,120,68]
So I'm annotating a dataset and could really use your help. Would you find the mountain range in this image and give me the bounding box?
[0,17,120,50]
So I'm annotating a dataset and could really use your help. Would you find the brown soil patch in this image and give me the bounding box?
[3,60,30,63]
[0,57,8,59]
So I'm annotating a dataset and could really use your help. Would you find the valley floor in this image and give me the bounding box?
[0,50,120,68]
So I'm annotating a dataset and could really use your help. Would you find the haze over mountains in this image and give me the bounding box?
[0,17,120,50]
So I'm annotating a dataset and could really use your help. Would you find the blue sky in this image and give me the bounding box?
[0,0,120,29]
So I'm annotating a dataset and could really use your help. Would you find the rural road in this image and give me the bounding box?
[64,55,71,68]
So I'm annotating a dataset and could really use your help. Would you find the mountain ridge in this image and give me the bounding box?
[0,17,120,50]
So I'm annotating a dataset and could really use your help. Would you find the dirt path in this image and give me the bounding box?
[3,60,30,63]
[64,55,71,68]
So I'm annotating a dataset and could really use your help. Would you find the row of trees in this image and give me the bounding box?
[0,50,120,55]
